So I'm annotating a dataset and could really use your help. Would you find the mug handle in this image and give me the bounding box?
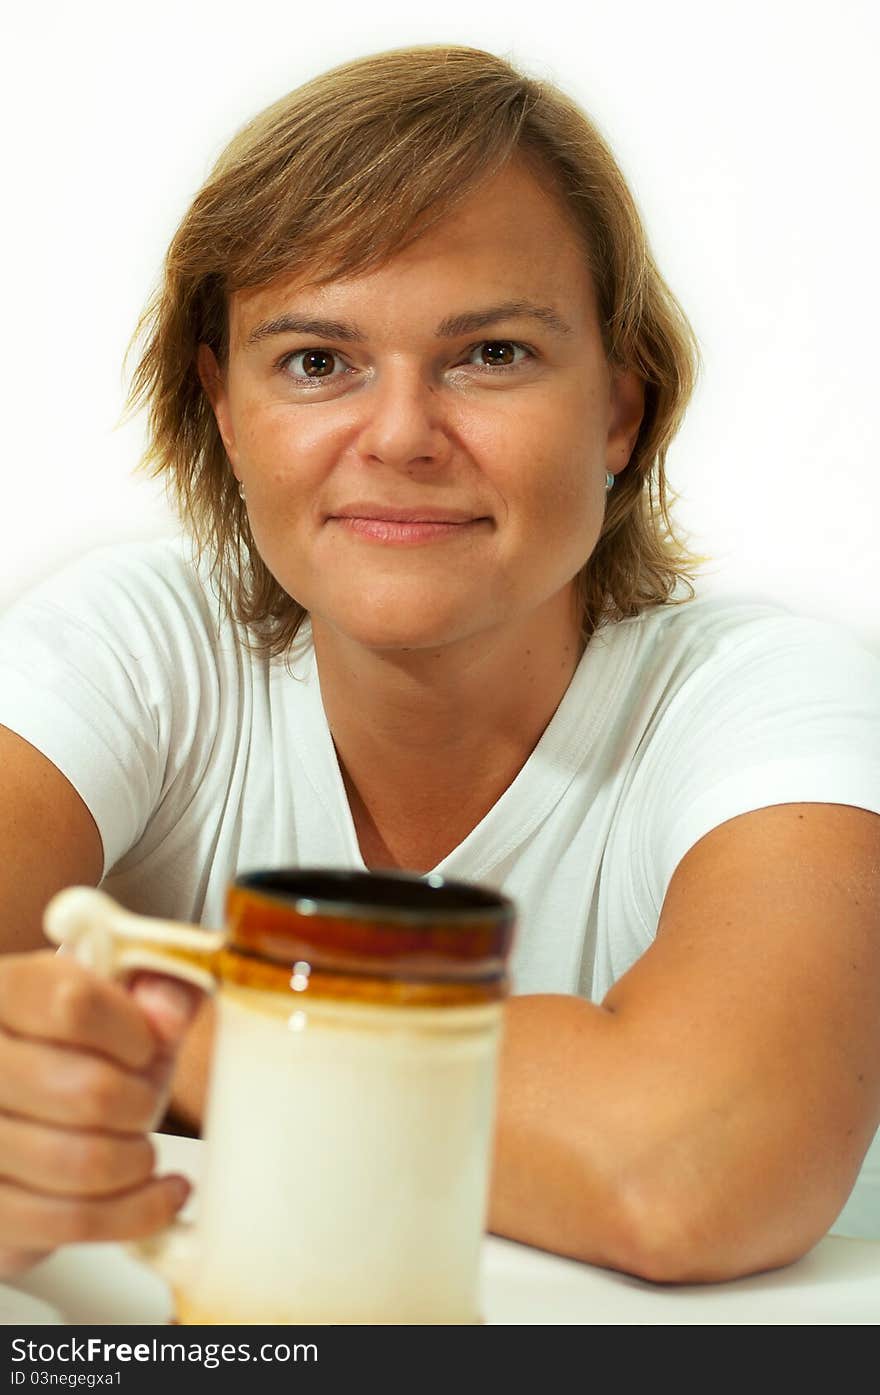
[42,886,224,992]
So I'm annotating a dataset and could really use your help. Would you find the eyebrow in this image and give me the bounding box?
[244,299,575,347]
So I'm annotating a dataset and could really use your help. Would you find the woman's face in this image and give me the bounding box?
[199,159,644,657]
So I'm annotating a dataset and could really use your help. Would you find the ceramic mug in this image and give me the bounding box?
[44,868,516,1325]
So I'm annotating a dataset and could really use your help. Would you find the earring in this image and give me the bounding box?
[238,481,246,500]
[605,471,615,492]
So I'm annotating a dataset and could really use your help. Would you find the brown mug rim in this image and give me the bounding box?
[225,867,516,985]
[231,867,515,924]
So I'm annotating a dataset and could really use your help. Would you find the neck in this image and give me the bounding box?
[310,596,586,869]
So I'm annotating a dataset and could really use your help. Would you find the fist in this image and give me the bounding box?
[0,950,202,1277]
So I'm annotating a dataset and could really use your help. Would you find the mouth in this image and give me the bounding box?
[329,506,487,524]
[326,507,491,546]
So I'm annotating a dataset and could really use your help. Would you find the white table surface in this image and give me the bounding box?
[3,1132,879,1326]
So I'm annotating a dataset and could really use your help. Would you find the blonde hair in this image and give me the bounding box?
[126,42,711,663]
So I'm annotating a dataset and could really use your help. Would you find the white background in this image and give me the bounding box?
[2,0,877,649]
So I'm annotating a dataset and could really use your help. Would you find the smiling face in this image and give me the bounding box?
[198,157,644,659]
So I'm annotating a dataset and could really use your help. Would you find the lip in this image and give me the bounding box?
[329,516,488,546]
[328,505,487,524]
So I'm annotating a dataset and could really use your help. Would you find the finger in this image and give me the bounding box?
[0,953,157,1070]
[127,974,204,1054]
[0,1174,191,1249]
[0,1112,156,1197]
[0,1246,53,1280]
[0,1032,161,1131]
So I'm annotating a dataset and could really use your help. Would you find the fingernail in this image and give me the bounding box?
[166,1175,192,1209]
[133,978,198,1036]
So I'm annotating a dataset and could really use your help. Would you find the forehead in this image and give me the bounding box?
[228,160,596,345]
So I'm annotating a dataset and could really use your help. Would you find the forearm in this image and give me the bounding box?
[487,993,647,1276]
[160,988,854,1283]
[160,995,634,1260]
[486,993,854,1283]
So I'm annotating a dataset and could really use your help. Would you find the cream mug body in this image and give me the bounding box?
[44,869,516,1325]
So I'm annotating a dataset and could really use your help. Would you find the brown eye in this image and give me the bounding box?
[297,349,336,378]
[479,342,517,367]
[279,347,346,384]
[467,341,532,372]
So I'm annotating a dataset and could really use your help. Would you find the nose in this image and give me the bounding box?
[353,362,453,471]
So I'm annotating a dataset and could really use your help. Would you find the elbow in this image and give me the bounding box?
[596,1170,825,1286]
[603,1182,739,1284]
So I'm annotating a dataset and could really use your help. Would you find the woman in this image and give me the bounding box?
[0,43,878,1284]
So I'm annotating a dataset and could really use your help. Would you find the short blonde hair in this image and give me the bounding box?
[126,42,711,662]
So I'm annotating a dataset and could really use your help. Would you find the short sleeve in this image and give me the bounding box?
[629,612,880,927]
[0,541,202,879]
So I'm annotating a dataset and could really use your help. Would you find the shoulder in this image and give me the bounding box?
[609,590,880,792]
[607,591,880,704]
[614,591,880,910]
[4,534,212,613]
[592,591,880,991]
[1,535,238,662]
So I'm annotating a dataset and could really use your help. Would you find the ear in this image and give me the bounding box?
[196,344,239,469]
[606,367,646,476]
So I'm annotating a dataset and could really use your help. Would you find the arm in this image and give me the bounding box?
[156,801,880,1281]
[164,801,880,1280]
[487,800,880,1282]
[0,725,197,1273]
[0,726,104,952]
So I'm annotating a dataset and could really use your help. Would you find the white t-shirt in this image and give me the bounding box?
[1,535,879,1237]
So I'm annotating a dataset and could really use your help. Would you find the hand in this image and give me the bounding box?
[0,950,202,1278]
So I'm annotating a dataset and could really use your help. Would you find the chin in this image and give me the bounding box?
[316,604,480,655]
[341,623,463,653]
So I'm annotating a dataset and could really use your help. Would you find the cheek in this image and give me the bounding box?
[512,448,607,583]
[237,401,289,457]
[234,401,336,492]
[515,447,596,526]
[504,386,602,508]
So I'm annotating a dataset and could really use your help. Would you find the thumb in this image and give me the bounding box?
[128,972,204,1054]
